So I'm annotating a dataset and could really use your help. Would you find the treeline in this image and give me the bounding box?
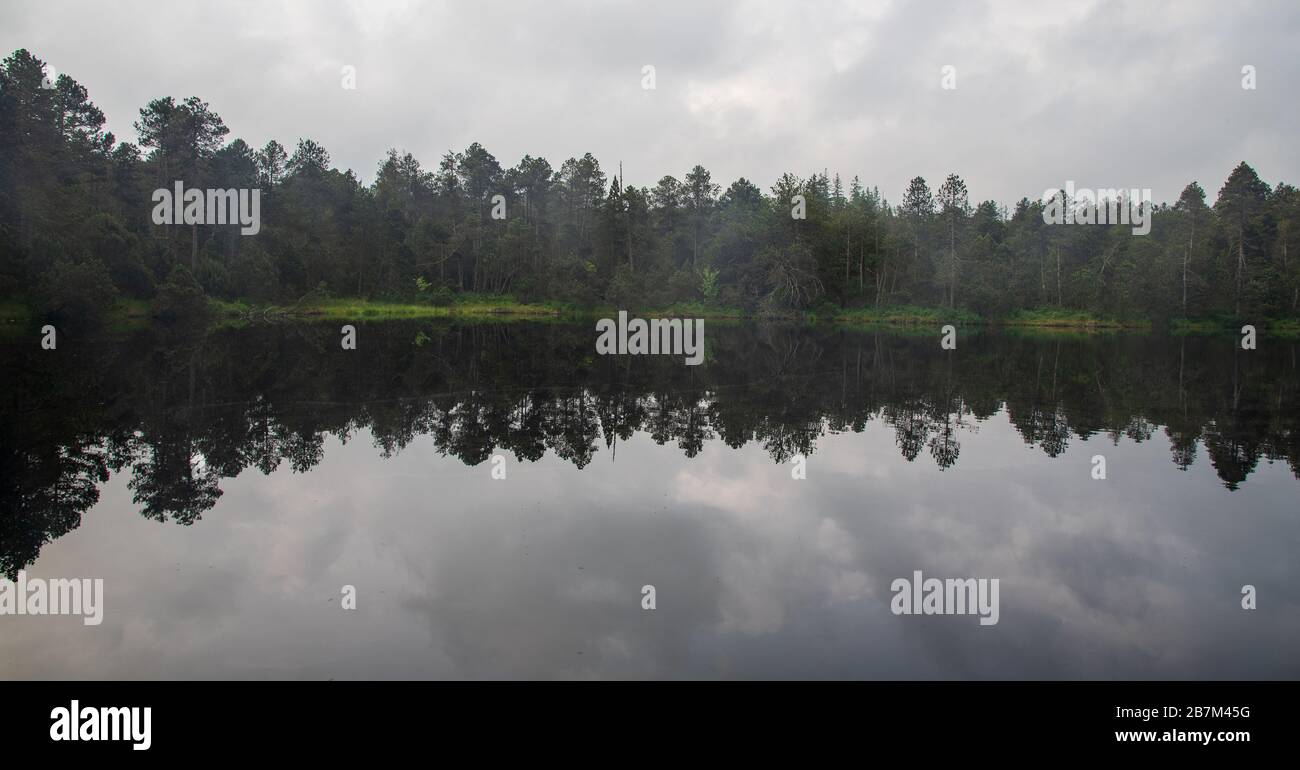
[2,48,1299,322]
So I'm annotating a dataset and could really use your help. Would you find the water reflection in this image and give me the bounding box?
[4,322,1297,574]
[1,321,1297,678]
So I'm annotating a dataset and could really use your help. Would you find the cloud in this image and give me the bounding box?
[3,0,1297,202]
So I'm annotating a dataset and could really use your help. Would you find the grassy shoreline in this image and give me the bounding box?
[215,299,1298,335]
[4,294,1298,335]
[209,296,566,321]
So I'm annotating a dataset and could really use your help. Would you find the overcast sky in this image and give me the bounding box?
[3,0,1296,205]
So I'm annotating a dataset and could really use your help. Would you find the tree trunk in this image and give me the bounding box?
[1055,247,1062,306]
[692,222,699,269]
[1183,212,1193,315]
[1235,209,1245,316]
[948,220,955,307]
[1039,250,1046,304]
[858,239,864,292]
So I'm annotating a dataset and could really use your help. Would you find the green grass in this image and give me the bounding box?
[211,295,566,321]
[1168,316,1300,336]
[0,297,33,340]
[5,291,1297,335]
[101,298,153,332]
[202,297,1298,337]
[645,301,747,320]
[0,296,151,334]
[832,305,1151,332]
[1169,316,1237,334]
[834,304,982,327]
[1268,318,1300,336]
[0,297,33,324]
[999,308,1149,330]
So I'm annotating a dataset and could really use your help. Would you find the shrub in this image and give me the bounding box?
[40,256,119,324]
[152,265,210,321]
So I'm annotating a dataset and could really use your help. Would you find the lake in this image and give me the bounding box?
[1,320,1297,678]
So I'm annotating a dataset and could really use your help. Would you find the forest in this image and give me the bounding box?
[2,48,1298,324]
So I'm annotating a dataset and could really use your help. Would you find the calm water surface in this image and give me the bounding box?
[1,321,1297,678]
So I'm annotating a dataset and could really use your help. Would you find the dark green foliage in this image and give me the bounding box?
[151,265,208,321]
[39,255,118,322]
[3,48,1299,324]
